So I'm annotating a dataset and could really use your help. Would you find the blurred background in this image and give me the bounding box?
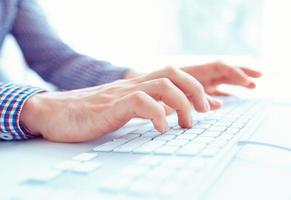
[1,0,291,98]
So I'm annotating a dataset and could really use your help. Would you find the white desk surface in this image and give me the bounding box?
[206,105,291,200]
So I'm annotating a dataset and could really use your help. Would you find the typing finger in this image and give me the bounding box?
[113,91,168,133]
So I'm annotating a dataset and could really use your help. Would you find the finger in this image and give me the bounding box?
[160,102,174,115]
[240,67,262,78]
[136,78,192,128]
[224,66,256,89]
[137,66,210,113]
[209,90,232,97]
[114,91,168,133]
[206,95,222,110]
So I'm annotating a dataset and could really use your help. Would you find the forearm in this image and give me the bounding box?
[11,0,130,90]
[0,82,44,141]
[43,55,130,90]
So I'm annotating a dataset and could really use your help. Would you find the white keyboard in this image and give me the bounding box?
[93,97,261,157]
[8,97,267,200]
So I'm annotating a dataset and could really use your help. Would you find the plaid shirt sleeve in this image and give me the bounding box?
[0,82,44,141]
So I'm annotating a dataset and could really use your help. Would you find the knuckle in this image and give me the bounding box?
[105,85,123,93]
[164,65,178,75]
[194,81,205,93]
[93,103,112,112]
[153,105,166,120]
[214,61,229,71]
[130,91,147,105]
[157,78,172,90]
[98,94,113,102]
[156,104,166,115]
[198,84,205,93]
[214,60,224,66]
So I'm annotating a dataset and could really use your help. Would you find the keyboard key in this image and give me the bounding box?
[219,119,235,124]
[10,188,52,200]
[133,141,165,154]
[166,139,189,146]
[201,147,221,157]
[159,182,179,196]
[207,126,227,132]
[160,157,189,169]
[237,118,250,124]
[200,130,221,137]
[70,162,101,173]
[184,129,204,135]
[231,122,245,129]
[223,128,240,135]
[72,152,98,161]
[136,156,163,167]
[27,169,62,182]
[191,136,214,144]
[154,134,176,141]
[218,134,234,141]
[174,170,195,183]
[118,133,140,141]
[164,129,185,135]
[177,144,206,156]
[191,120,200,125]
[131,124,154,134]
[146,167,175,180]
[54,160,80,170]
[93,140,127,152]
[113,137,152,153]
[199,119,217,124]
[154,146,180,155]
[211,139,228,148]
[193,124,211,129]
[129,179,161,194]
[111,138,128,143]
[222,116,238,122]
[121,165,149,177]
[119,127,142,133]
[100,176,134,191]
[215,121,232,127]
[176,134,198,140]
[141,131,160,138]
[187,158,206,170]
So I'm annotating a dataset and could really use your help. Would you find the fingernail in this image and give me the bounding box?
[249,82,256,88]
[212,99,222,109]
[213,98,222,106]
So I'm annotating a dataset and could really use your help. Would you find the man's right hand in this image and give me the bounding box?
[20,66,221,142]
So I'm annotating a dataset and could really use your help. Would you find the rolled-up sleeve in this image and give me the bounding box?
[0,82,43,141]
[11,0,129,90]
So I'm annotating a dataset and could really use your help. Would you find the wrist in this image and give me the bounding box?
[124,70,140,79]
[20,92,49,136]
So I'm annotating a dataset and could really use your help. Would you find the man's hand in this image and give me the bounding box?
[20,66,222,143]
[20,63,262,143]
[181,62,262,96]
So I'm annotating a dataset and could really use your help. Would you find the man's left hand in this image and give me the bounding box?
[181,61,262,96]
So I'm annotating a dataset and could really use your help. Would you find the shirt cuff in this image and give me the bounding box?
[0,83,44,141]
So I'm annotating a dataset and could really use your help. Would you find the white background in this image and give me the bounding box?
[1,0,291,99]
